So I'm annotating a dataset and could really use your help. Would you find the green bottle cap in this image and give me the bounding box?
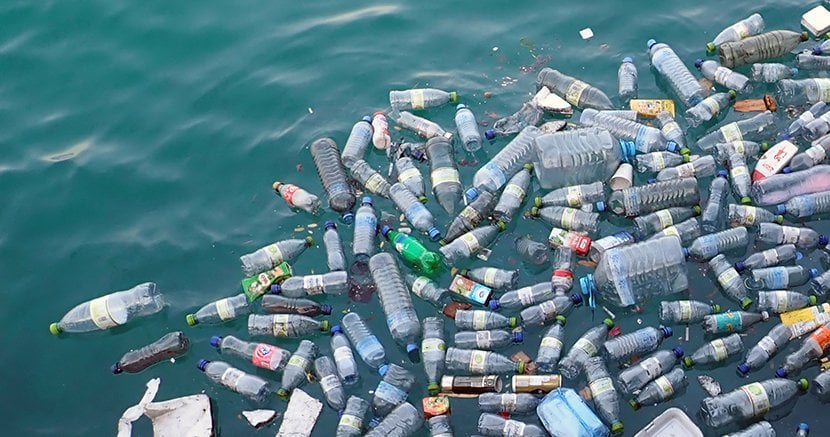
[740,297,753,310]
[760,142,770,152]
[679,147,691,155]
[427,383,440,395]
[523,163,534,172]
[304,236,315,247]
[727,90,737,99]
[799,378,809,391]
[602,318,615,329]
[496,221,507,232]
[186,314,198,326]
[515,361,525,374]
[49,323,62,335]
[508,317,519,328]
[277,388,290,399]
[555,315,567,325]
[693,205,702,215]
[529,206,540,217]
[449,91,458,103]
[611,421,624,434]
[320,320,330,332]
[712,304,722,313]
[534,197,542,208]
[418,195,428,204]
[801,31,810,42]
[810,295,818,305]
[628,399,641,410]
[683,357,694,368]
[775,215,784,224]
[740,196,752,205]
[705,42,716,53]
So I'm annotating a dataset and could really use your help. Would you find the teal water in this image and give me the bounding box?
[2,0,828,435]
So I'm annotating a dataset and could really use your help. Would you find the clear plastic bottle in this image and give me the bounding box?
[700,377,809,428]
[646,217,701,244]
[351,197,378,262]
[339,312,389,375]
[310,137,356,223]
[701,172,730,233]
[752,63,798,83]
[487,99,543,139]
[617,347,684,394]
[186,293,249,326]
[777,323,830,377]
[531,128,622,189]
[371,112,391,150]
[371,363,415,422]
[439,223,504,265]
[687,227,748,261]
[558,318,615,379]
[601,326,673,363]
[329,326,358,385]
[728,204,782,229]
[536,315,567,372]
[112,331,189,374]
[655,111,687,151]
[535,67,614,110]
[737,323,792,376]
[455,104,482,152]
[493,164,533,223]
[696,60,752,93]
[276,339,317,398]
[535,182,605,211]
[719,30,809,68]
[314,356,346,410]
[580,108,668,153]
[796,53,830,71]
[455,309,518,331]
[369,253,421,360]
[709,254,753,309]
[197,359,274,403]
[758,223,828,249]
[240,237,313,277]
[248,314,330,338]
[445,347,524,374]
[724,422,777,437]
[468,126,541,200]
[394,157,427,203]
[684,333,744,368]
[714,141,766,164]
[477,413,545,437]
[530,206,599,233]
[271,271,348,298]
[789,102,828,139]
[444,191,497,243]
[210,335,290,373]
[454,329,522,350]
[351,160,391,199]
[629,368,687,410]
[425,136,462,214]
[618,57,638,104]
[337,396,369,437]
[608,177,699,216]
[813,372,830,402]
[777,78,830,106]
[785,141,829,174]
[588,231,636,263]
[427,415,454,437]
[49,282,164,335]
[551,246,579,290]
[813,270,830,297]
[396,111,452,140]
[580,237,688,307]
[390,88,457,111]
[421,317,446,395]
[697,111,776,152]
[707,13,765,52]
[405,274,449,308]
[803,112,830,142]
[759,291,816,314]
[735,244,799,272]
[633,206,700,238]
[752,165,830,206]
[684,91,737,128]
[727,153,751,206]
[515,234,549,265]
[389,182,441,241]
[659,300,720,324]
[519,294,583,326]
[780,191,830,219]
[273,181,321,215]
[814,39,830,55]
[635,151,690,174]
[491,282,554,311]
[363,402,423,437]
[647,39,705,107]
[341,116,373,169]
[702,310,768,335]
[584,356,623,434]
[461,267,517,291]
[479,393,539,416]
[320,221,347,272]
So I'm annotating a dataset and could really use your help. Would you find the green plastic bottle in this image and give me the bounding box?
[381,225,442,276]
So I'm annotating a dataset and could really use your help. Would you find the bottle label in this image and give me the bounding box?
[422,337,446,353]
[653,375,675,398]
[220,367,244,390]
[806,145,826,163]
[287,354,309,371]
[711,338,729,361]
[281,184,300,206]
[773,291,789,313]
[730,164,748,179]
[319,374,341,393]
[459,205,482,224]
[676,162,696,178]
[638,356,662,380]
[652,152,666,171]
[539,300,558,318]
[469,349,488,373]
[564,80,589,106]
[473,311,488,330]
[252,343,284,370]
[410,89,425,110]
[733,142,746,155]
[743,206,756,225]
[734,21,750,38]
[338,414,362,431]
[476,330,492,348]
[504,183,526,200]
[679,301,692,322]
[541,336,563,349]
[781,303,830,326]
[763,267,788,289]
[272,314,291,337]
[717,268,740,289]
[656,209,674,228]
[265,243,285,265]
[660,226,680,238]
[560,208,577,229]
[661,123,680,140]
[623,189,641,216]
[740,382,771,416]
[762,248,779,265]
[411,276,430,298]
[482,268,498,286]
[398,168,420,184]
[566,186,583,207]
[500,393,517,411]
[701,96,721,115]
[810,325,830,349]
[818,79,830,102]
[459,232,481,254]
[503,420,526,437]
[781,226,801,244]
[375,380,407,405]
[574,337,597,357]
[720,122,743,142]
[548,228,569,248]
[518,287,536,306]
[589,377,615,397]
[333,346,354,366]
[757,335,778,356]
[215,298,235,321]
[89,296,119,329]
[450,276,492,305]
[364,173,386,193]
[303,275,325,295]
[431,167,460,187]
[714,311,743,333]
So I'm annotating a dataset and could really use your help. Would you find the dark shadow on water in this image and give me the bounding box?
[349,260,375,303]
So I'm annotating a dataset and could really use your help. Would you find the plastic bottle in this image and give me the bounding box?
[777,323,830,377]
[635,151,690,174]
[515,234,549,265]
[655,111,687,151]
[519,294,583,326]
[493,164,533,223]
[759,223,828,250]
[709,254,753,309]
[339,312,389,375]
[813,372,830,402]
[714,141,766,164]
[460,268,516,291]
[530,206,599,234]
[389,182,441,241]
[735,244,799,272]
[185,293,249,327]
[444,191,496,243]
[751,265,818,289]
[777,78,830,106]
[445,347,524,374]
[535,67,614,110]
[382,227,442,276]
[260,295,332,317]
[271,271,348,298]
[248,314,329,338]
[646,217,701,244]
[700,378,809,428]
[531,128,622,190]
[421,317,446,395]
[786,140,829,174]
[580,108,669,153]
[197,360,274,403]
[686,227,748,261]
[789,102,829,140]
[618,57,638,104]
[425,136,462,214]
[727,205,782,229]
[341,116,373,169]
[758,291,816,314]
[796,53,830,71]
[112,331,189,374]
[314,356,346,410]
[558,319,615,379]
[629,368,687,410]
[273,181,321,215]
[209,335,290,372]
[351,160,391,199]
[707,13,765,52]
[405,274,449,308]
[371,363,415,423]
[240,237,313,277]
[536,316,567,372]
[696,60,752,93]
[632,206,700,238]
[390,88,457,112]
[479,393,539,416]
[321,221,346,272]
[803,113,830,142]
[477,413,545,437]
[324,328,360,386]
[701,172,730,233]
[684,333,744,368]
[608,177,699,216]
[454,329,522,350]
[584,357,623,434]
[588,231,635,263]
[363,402,423,437]
[580,237,688,307]
[487,99,543,139]
[726,152,752,205]
[275,339,317,398]
[752,165,830,206]
[491,282,553,311]
[647,39,705,107]
[813,270,830,297]
[439,223,504,265]
[369,253,421,360]
[396,111,452,140]
[468,126,541,200]
[427,415,454,437]
[719,30,809,68]
[49,282,164,335]
[659,300,720,324]
[394,157,427,203]
[550,246,578,291]
[697,111,776,151]
[347,197,377,262]
[601,326,673,363]
[752,63,798,83]
[737,322,792,376]
[455,309,518,330]
[455,104,482,152]
[535,182,605,211]
[617,347,684,394]
[310,138,356,223]
[703,310,768,335]
[371,112,391,150]
[685,91,737,128]
[337,396,370,437]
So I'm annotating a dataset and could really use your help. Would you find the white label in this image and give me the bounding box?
[319,374,340,393]
[504,183,526,200]
[741,382,771,416]
[303,275,325,295]
[459,232,481,254]
[763,249,779,265]
[806,145,826,163]
[422,337,445,353]
[431,168,460,186]
[265,244,284,265]
[781,226,800,244]
[89,296,119,329]
[517,287,536,306]
[541,336,563,349]
[775,291,789,313]
[661,226,680,238]
[640,357,663,379]
[818,79,830,102]
[656,209,674,228]
[734,21,750,38]
[713,68,732,88]
[411,276,430,298]
[503,420,526,437]
[364,173,385,193]
[539,300,558,318]
[272,314,291,336]
[733,142,746,155]
[731,164,748,178]
[334,346,354,365]
[574,337,597,356]
[654,375,675,398]
[589,377,615,397]
[720,123,743,142]
[676,162,696,177]
[757,335,778,356]
[717,268,740,287]
[711,338,729,361]
[220,368,244,390]
[653,153,666,171]
[679,301,692,322]
[469,350,488,373]
[215,298,235,321]
[410,89,425,110]
[473,311,487,330]
[483,268,498,286]
[476,330,492,348]
[398,168,420,183]
[561,208,577,229]
[501,393,517,411]
[661,123,680,139]
[339,414,362,430]
[566,186,583,207]
[743,206,757,225]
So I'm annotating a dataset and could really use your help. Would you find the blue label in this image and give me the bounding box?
[606,250,634,306]
[763,267,788,289]
[484,162,506,187]
[356,335,381,355]
[405,203,426,223]
[634,126,648,149]
[713,312,743,333]
[375,380,407,405]
[635,329,659,349]
[356,214,377,227]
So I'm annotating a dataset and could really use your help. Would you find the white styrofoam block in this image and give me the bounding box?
[579,28,594,40]
[803,5,830,37]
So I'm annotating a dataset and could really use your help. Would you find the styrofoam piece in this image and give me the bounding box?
[634,407,702,437]
[803,6,830,37]
[144,395,213,437]
[534,86,573,115]
[580,28,594,40]
[277,388,323,437]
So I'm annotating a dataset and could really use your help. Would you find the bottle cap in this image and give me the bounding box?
[427,383,441,395]
[324,220,336,230]
[672,346,684,358]
[776,204,786,215]
[682,248,690,259]
[556,315,567,325]
[727,90,737,99]
[791,67,800,77]
[760,311,770,321]
[529,206,540,217]
[449,91,458,103]
[456,103,467,110]
[321,304,333,315]
[602,318,615,329]
[628,399,641,410]
[495,221,507,232]
[488,299,500,311]
[798,378,809,391]
[610,163,634,191]
[418,195,428,204]
[341,212,355,225]
[508,317,519,328]
[361,115,372,123]
[734,261,746,272]
[661,326,673,338]
[276,388,290,399]
[595,201,606,212]
[775,215,784,224]
[406,343,420,362]
[694,59,703,69]
[801,31,810,42]
[379,225,392,237]
[740,196,752,205]
[712,304,722,313]
[799,423,810,432]
[484,129,496,140]
[737,362,750,376]
[362,196,373,206]
[197,359,210,371]
[320,320,330,332]
[533,197,542,208]
[740,297,753,310]
[646,38,657,49]
[783,166,792,174]
[304,236,315,247]
[209,336,222,348]
[378,364,389,377]
[679,146,691,155]
[814,46,824,55]
[186,314,198,326]
[809,295,818,306]
[330,324,343,335]
[428,227,441,241]
[571,293,584,305]
[611,422,624,434]
[796,251,804,261]
[683,357,694,368]
[49,323,62,335]
[692,205,702,215]
[618,140,636,159]
[512,331,524,343]
[810,268,819,278]
[705,42,716,53]
[666,141,679,153]
[523,163,534,172]
[821,235,829,246]
[622,56,633,63]
[270,284,282,294]
[647,178,657,184]
[515,361,525,374]
[775,367,788,378]
[465,187,480,202]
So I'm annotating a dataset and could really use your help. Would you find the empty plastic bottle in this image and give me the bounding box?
[789,103,829,140]
[647,39,705,107]
[703,310,768,335]
[369,253,421,360]
[618,57,638,104]
[479,393,539,416]
[635,151,690,174]
[321,221,346,272]
[460,268,516,291]
[797,53,830,71]
[646,217,701,244]
[617,347,684,394]
[536,316,567,372]
[659,300,720,325]
[804,113,830,142]
[390,182,441,241]
[477,413,545,437]
[310,138,356,223]
[777,323,830,377]
[752,63,798,83]
[337,396,370,437]
[347,199,377,262]
[425,136,462,214]
[551,246,578,290]
[468,126,541,201]
[584,356,623,434]
[248,314,329,338]
[629,368,687,410]
[813,372,830,402]
[273,181,321,215]
[364,402,423,437]
[709,254,753,309]
[700,378,809,428]
[445,347,524,374]
[371,112,391,150]
[778,78,830,106]
[385,233,441,279]
[687,227,748,261]
[758,291,816,314]
[271,271,348,298]
[786,140,830,174]
[314,356,346,410]
[491,282,554,311]
[49,282,164,335]
[276,339,317,398]
[707,13,765,52]
[396,111,452,140]
[421,317,446,395]
[513,234,549,265]
[262,295,331,318]
[727,153,752,205]
[588,231,635,263]
[371,363,415,422]
[728,205,781,229]
[558,319,615,379]
[455,104,482,152]
[487,99,543,139]
[185,294,248,327]
[197,359,274,403]
[535,182,605,211]
[608,177,699,217]
[737,322,792,376]
[520,294,583,326]
[427,415,454,437]
[444,191,496,243]
[493,164,533,223]
[240,237,313,277]
[684,333,744,368]
[685,91,737,128]
[530,206,599,234]
[714,141,765,165]
[390,88,457,112]
[404,274,449,308]
[210,335,291,374]
[602,326,673,363]
[752,165,830,206]
[735,244,799,272]
[455,309,518,331]
[580,108,669,153]
[697,59,752,93]
[454,329,522,350]
[112,331,189,374]
[813,270,830,297]
[701,172,730,233]
[325,328,360,386]
[759,223,828,250]
[633,206,700,238]
[698,111,776,151]
[394,157,427,203]
[719,30,809,68]
[439,223,504,265]
[751,265,818,290]
[535,67,614,110]
[351,161,391,199]
[341,116,373,169]
[339,312,389,375]
[655,111,686,151]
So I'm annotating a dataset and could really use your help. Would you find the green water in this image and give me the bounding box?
[2,0,828,435]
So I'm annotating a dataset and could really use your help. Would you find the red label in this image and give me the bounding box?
[568,234,592,256]
[281,184,300,206]
[552,269,573,279]
[252,343,279,370]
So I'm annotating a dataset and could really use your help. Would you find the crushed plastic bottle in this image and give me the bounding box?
[439,223,504,265]
[371,363,415,422]
[752,63,798,83]
[617,347,684,395]
[468,126,541,200]
[240,237,313,277]
[584,356,623,434]
[339,312,389,375]
[550,245,580,290]
[686,227,748,262]
[685,91,737,128]
[493,164,533,223]
[390,88,457,112]
[370,253,422,361]
[371,112,391,150]
[394,157,427,203]
[737,322,792,376]
[197,359,274,403]
[700,378,809,428]
[444,190,497,243]
[50,282,164,335]
[351,161,391,199]
[209,335,291,373]
[709,254,753,309]
[341,116,373,169]
[702,310,768,335]
[580,108,669,153]
[714,140,766,165]
[618,57,638,104]
[707,13,765,52]
[647,39,705,107]
[186,294,249,327]
[659,300,721,325]
[487,99,543,139]
[684,333,744,368]
[515,234,550,265]
[629,368,687,410]
[314,356,346,410]
[273,181,321,215]
[601,326,673,364]
[812,270,830,298]
[444,347,524,374]
[261,295,331,317]
[697,111,776,152]
[735,244,799,272]
[535,67,614,110]
[776,323,830,377]
[719,30,809,68]
[390,182,441,241]
[421,317,446,395]
[608,177,699,216]
[112,331,189,374]
[558,318,615,379]
[757,291,816,314]
[536,315,567,372]
[702,172,730,233]
[477,413,545,437]
[310,138,356,223]
[813,372,830,402]
[455,104,482,152]
[454,329,522,350]
[632,206,700,239]
[337,396,369,437]
[276,339,317,398]
[425,136,462,214]
[271,271,348,298]
[248,314,330,338]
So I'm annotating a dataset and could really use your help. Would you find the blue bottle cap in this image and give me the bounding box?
[342,212,355,224]
[737,362,750,376]
[465,187,480,202]
[406,343,419,354]
[622,56,633,63]
[380,225,392,236]
[362,196,373,206]
[595,200,606,212]
[619,140,636,159]
[775,367,788,378]
[820,235,829,246]
[693,59,703,69]
[734,261,746,273]
[796,251,804,261]
[361,115,372,123]
[661,326,673,338]
[330,324,343,335]
[647,178,657,184]
[513,331,524,343]
[209,336,222,348]
[324,220,336,230]
[646,39,657,49]
[791,67,800,77]
[456,103,467,110]
[810,268,819,278]
[799,423,810,432]
[783,166,792,174]
[321,304,332,315]
[716,170,728,178]
[665,141,679,153]
[368,417,381,428]
[488,299,500,311]
[682,248,690,258]
[197,359,210,371]
[484,129,496,140]
[378,364,389,377]
[672,346,684,358]
[269,284,282,294]
[571,293,584,305]
[776,204,786,214]
[815,46,824,55]
[428,227,441,241]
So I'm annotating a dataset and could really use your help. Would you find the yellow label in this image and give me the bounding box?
[566,186,582,207]
[564,80,589,106]
[701,96,721,115]
[541,336,563,349]
[272,314,291,336]
[775,291,789,313]
[215,298,234,321]
[265,244,284,265]
[661,122,680,138]
[656,209,674,228]
[398,168,420,183]
[734,142,746,155]
[422,337,445,353]
[661,226,680,238]
[717,268,740,287]
[589,377,615,397]
[734,21,750,38]
[654,375,675,397]
[411,276,430,298]
[431,168,460,186]
[561,208,578,229]
[483,268,498,286]
[730,165,748,178]
[339,414,362,430]
[504,183,526,200]
[720,122,743,142]
[89,296,119,329]
[220,368,244,390]
[364,173,385,193]
[629,99,675,118]
[711,338,729,361]
[574,337,597,356]
[410,89,425,110]
[459,232,481,254]
[818,79,830,102]
[744,206,756,225]
[781,303,830,326]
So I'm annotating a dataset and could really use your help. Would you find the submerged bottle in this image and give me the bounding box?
[580,108,668,153]
[719,30,809,68]
[608,177,699,216]
[777,78,830,106]
[439,223,504,265]
[322,221,346,272]
[684,91,737,128]
[444,190,496,243]
[535,67,614,110]
[389,182,441,241]
[635,151,690,174]
[700,377,809,428]
[364,402,423,437]
[752,63,798,83]
[515,234,549,265]
[618,57,638,104]
[468,126,541,200]
[558,318,615,379]
[813,372,830,402]
[530,206,599,233]
[488,99,543,139]
[186,293,250,326]
[697,111,776,151]
[601,326,673,364]
[445,347,524,374]
[709,254,753,309]
[617,347,684,395]
[702,310,768,335]
[684,333,744,368]
[702,172,730,233]
[758,222,828,249]
[394,157,427,203]
[315,356,346,410]
[337,396,369,437]
[396,111,452,140]
[796,53,830,71]
[421,317,446,395]
[735,244,799,272]
[271,271,348,298]
[707,13,765,52]
[632,206,700,238]
[737,322,792,376]
[650,218,701,243]
[584,356,624,434]
[477,413,546,437]
[330,327,358,385]
[273,181,321,215]
[455,104,482,152]
[493,164,533,223]
[50,282,164,335]
[647,39,705,107]
[536,316,567,372]
[310,138,356,223]
[248,314,330,338]
[629,368,687,410]
[351,160,391,199]
[686,227,748,261]
[210,335,290,372]
[390,88,457,112]
[425,136,462,214]
[240,237,313,277]
[197,359,273,403]
[341,116,373,169]
[751,165,830,206]
[551,246,579,290]
[339,312,389,375]
[371,112,391,150]
[371,363,415,421]
[277,339,317,398]
[112,332,189,374]
[383,227,442,276]
[777,323,830,377]
[659,300,720,325]
[479,392,540,415]
[350,196,377,262]
[370,253,421,361]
